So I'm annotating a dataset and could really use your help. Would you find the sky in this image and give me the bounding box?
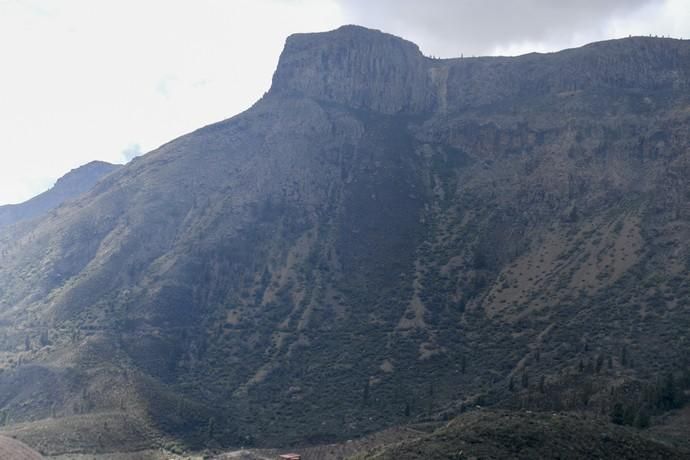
[0,0,688,205]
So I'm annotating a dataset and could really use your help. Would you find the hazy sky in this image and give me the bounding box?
[0,0,687,205]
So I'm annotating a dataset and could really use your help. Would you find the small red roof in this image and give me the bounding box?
[279,455,301,460]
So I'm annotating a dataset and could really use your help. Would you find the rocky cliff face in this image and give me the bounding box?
[0,26,689,454]
[272,25,690,116]
[271,25,434,113]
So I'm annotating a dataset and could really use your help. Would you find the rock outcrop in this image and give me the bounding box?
[271,25,434,113]
[272,26,690,115]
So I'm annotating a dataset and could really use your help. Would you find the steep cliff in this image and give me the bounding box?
[271,25,433,114]
[271,25,690,115]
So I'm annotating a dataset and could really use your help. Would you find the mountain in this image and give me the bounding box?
[0,161,120,228]
[0,25,689,456]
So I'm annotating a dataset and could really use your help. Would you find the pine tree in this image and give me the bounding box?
[621,345,628,367]
[634,408,650,429]
[659,372,679,410]
[623,405,635,426]
[362,380,370,406]
[610,402,625,425]
[207,416,216,441]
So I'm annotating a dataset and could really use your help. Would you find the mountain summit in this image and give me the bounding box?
[271,25,433,113]
[0,27,689,455]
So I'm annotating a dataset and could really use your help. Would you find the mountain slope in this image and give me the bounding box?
[350,411,689,460]
[0,435,43,459]
[0,26,689,454]
[0,161,120,228]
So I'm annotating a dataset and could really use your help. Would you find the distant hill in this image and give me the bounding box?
[350,411,689,460]
[0,26,689,455]
[0,161,120,228]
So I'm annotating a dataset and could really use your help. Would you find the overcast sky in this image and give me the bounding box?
[0,0,687,205]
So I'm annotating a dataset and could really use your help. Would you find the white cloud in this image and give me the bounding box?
[0,0,343,204]
[121,143,142,163]
[339,0,677,57]
[607,0,690,40]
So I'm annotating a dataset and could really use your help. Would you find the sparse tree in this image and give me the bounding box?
[207,416,216,441]
[659,372,680,410]
[362,380,370,406]
[634,408,650,429]
[39,330,50,347]
[610,402,625,425]
[621,345,629,367]
[427,383,435,414]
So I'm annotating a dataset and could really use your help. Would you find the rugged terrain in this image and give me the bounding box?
[350,410,688,459]
[0,161,120,228]
[0,26,689,456]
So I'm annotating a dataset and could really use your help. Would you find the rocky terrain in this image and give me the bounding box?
[0,25,688,456]
[350,410,689,459]
[0,161,120,228]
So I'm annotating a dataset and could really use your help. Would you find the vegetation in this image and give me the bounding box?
[0,26,689,457]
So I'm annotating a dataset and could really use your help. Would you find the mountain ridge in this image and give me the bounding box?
[0,160,120,228]
[270,25,690,115]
